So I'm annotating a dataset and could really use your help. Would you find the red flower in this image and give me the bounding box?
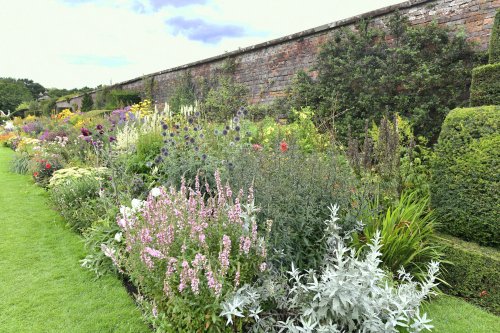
[280,140,288,153]
[33,172,39,177]
[252,144,263,151]
[45,163,52,169]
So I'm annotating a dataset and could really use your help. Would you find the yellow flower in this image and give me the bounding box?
[25,115,37,122]
[56,109,76,122]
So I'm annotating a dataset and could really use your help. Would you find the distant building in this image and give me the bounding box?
[37,92,50,102]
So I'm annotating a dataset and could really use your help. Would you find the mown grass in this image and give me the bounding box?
[0,147,149,333]
[424,295,500,332]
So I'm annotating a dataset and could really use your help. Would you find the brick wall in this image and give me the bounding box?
[61,0,499,110]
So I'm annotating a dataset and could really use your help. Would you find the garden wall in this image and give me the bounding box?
[59,0,500,110]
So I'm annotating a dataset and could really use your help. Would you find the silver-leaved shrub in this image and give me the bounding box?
[221,205,439,333]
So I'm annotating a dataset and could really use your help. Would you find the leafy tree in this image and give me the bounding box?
[289,13,478,142]
[0,80,33,112]
[17,78,45,99]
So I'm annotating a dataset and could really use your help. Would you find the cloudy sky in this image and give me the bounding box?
[0,0,402,89]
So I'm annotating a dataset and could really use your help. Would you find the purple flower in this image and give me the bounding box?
[81,127,91,136]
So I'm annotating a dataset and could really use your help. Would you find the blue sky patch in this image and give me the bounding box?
[166,16,247,44]
[66,55,132,67]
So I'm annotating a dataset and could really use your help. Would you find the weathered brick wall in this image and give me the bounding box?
[62,0,499,110]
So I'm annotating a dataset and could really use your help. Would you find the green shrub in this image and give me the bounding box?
[49,175,111,232]
[168,71,196,114]
[470,63,500,106]
[127,131,163,174]
[93,88,140,110]
[437,234,500,315]
[431,106,499,247]
[81,93,94,112]
[227,147,368,270]
[107,90,141,109]
[489,10,500,64]
[10,152,30,174]
[81,219,122,278]
[352,191,442,281]
[288,13,477,141]
[203,76,248,122]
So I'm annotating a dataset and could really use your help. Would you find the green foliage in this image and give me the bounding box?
[431,106,499,247]
[203,75,248,122]
[49,175,111,232]
[470,63,500,106]
[352,191,442,280]
[81,219,122,278]
[142,75,155,101]
[289,13,477,141]
[437,234,500,315]
[108,90,141,109]
[16,78,45,99]
[228,147,365,270]
[489,10,500,64]
[47,86,93,99]
[0,79,33,112]
[347,114,433,202]
[40,97,57,115]
[93,87,141,110]
[168,71,196,114]
[0,77,45,101]
[15,101,30,112]
[30,155,64,187]
[93,86,110,109]
[9,152,30,174]
[56,93,80,103]
[81,93,94,112]
[127,131,163,174]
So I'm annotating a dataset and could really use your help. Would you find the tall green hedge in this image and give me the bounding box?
[470,63,500,106]
[438,234,500,315]
[489,10,500,64]
[430,106,499,247]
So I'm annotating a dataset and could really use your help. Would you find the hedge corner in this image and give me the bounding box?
[438,234,500,315]
[470,63,500,107]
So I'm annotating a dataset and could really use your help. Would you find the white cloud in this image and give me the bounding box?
[0,0,403,88]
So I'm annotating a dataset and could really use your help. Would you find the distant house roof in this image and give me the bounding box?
[37,92,51,101]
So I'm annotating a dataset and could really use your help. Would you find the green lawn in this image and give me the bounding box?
[424,295,500,333]
[0,148,149,333]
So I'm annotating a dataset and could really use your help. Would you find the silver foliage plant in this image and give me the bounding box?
[221,205,440,333]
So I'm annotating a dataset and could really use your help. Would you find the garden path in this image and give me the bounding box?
[0,148,149,332]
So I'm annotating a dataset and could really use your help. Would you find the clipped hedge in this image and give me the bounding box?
[489,10,500,64]
[438,234,500,315]
[431,106,499,247]
[470,63,500,106]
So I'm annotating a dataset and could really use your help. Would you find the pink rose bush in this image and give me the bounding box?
[114,170,268,331]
